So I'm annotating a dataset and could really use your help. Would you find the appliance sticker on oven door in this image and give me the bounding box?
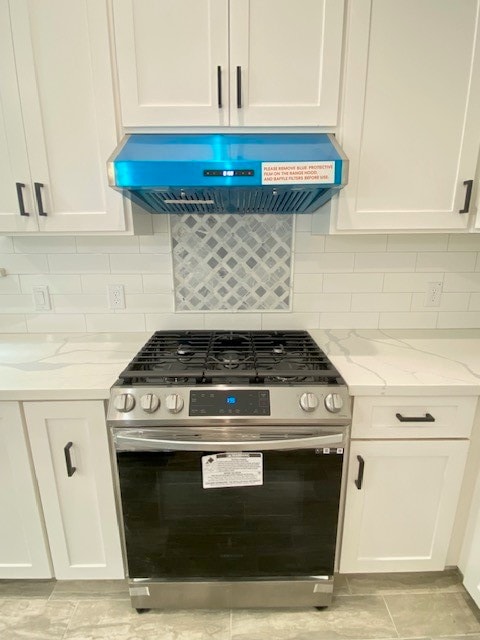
[201,452,263,489]
[261,161,335,185]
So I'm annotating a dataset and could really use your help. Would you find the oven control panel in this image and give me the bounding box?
[189,390,270,416]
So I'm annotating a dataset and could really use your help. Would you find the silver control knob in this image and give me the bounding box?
[165,393,184,414]
[299,392,319,412]
[140,393,160,414]
[114,393,135,413]
[324,393,344,413]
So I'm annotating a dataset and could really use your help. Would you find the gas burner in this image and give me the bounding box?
[217,350,243,370]
[272,344,286,356]
[176,343,197,363]
[269,359,310,383]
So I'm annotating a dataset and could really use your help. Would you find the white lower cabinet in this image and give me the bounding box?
[340,439,469,573]
[0,402,51,578]
[24,401,124,579]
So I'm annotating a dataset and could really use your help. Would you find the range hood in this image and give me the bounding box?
[108,133,348,215]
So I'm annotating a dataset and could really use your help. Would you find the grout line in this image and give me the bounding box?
[229,609,233,640]
[60,599,79,640]
[382,595,400,639]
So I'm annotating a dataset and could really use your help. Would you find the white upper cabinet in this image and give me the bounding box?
[334,0,480,232]
[0,0,125,234]
[113,0,344,127]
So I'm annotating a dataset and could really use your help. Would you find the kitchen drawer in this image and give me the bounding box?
[352,396,477,439]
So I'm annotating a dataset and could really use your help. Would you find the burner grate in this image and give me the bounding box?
[117,330,343,386]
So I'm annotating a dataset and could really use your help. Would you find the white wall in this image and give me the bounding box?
[1,213,480,333]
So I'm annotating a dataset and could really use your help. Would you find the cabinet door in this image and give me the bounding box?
[334,0,480,232]
[0,1,37,233]
[462,468,480,607]
[0,402,51,578]
[229,0,344,126]
[9,0,125,232]
[340,440,469,573]
[24,401,124,580]
[113,0,229,126]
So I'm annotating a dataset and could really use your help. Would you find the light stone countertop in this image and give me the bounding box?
[1,330,480,400]
[310,329,480,396]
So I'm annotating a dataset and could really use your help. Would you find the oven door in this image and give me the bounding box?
[112,426,347,581]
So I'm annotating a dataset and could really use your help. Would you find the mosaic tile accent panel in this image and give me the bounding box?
[171,213,292,311]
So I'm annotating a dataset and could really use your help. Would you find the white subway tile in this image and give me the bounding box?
[293,233,325,253]
[325,235,387,253]
[81,274,143,294]
[379,312,437,329]
[0,294,34,313]
[354,253,416,272]
[0,237,14,253]
[76,236,139,253]
[293,293,351,312]
[13,237,75,253]
[51,294,108,313]
[203,313,262,330]
[323,273,383,293]
[437,312,480,328]
[295,253,354,274]
[468,294,480,311]
[48,254,109,274]
[448,235,480,251]
[139,234,171,254]
[295,213,312,232]
[387,234,448,252]
[26,314,86,333]
[0,314,27,332]
[0,275,21,294]
[292,274,323,293]
[411,292,469,311]
[318,312,379,329]
[20,274,82,294]
[146,313,205,331]
[416,252,476,272]
[261,312,320,329]
[351,292,411,312]
[0,254,48,274]
[124,293,174,313]
[142,274,174,293]
[110,254,171,274]
[443,272,480,292]
[85,314,146,332]
[152,216,169,233]
[383,272,443,292]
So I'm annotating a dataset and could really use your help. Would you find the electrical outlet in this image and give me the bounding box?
[32,285,51,311]
[108,284,125,309]
[425,281,442,307]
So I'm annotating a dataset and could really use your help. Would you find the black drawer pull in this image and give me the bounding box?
[64,442,76,477]
[217,65,222,109]
[236,65,242,108]
[16,182,29,216]
[459,179,473,214]
[34,182,47,216]
[355,455,364,490]
[396,412,435,423]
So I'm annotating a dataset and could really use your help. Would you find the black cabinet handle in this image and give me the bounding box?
[396,412,435,423]
[16,182,29,216]
[34,182,47,216]
[459,179,473,213]
[64,442,76,477]
[217,65,222,109]
[236,65,242,109]
[354,455,364,490]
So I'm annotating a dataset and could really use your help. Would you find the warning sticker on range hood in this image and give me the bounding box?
[262,161,334,185]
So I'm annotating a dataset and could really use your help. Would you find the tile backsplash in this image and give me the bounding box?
[1,214,480,333]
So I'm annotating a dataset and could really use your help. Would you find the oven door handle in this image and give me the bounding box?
[113,431,345,452]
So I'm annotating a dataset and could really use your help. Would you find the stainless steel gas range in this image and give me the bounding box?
[107,330,351,611]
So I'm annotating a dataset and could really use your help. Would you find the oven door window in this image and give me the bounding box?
[116,448,343,579]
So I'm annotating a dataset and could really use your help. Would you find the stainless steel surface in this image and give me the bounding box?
[108,385,351,426]
[113,425,347,452]
[325,392,344,413]
[128,577,334,609]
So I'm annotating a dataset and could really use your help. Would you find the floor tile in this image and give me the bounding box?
[0,579,55,599]
[63,599,230,640]
[384,592,480,637]
[346,570,463,595]
[49,580,129,600]
[0,598,76,640]
[231,596,397,640]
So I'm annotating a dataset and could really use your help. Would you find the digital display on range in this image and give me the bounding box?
[203,169,254,177]
[189,390,270,416]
